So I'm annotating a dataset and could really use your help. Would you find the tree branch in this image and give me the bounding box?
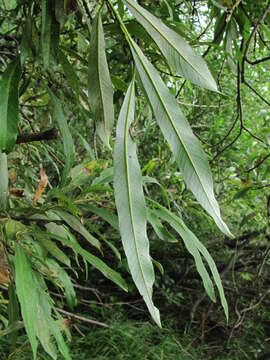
[16,128,59,144]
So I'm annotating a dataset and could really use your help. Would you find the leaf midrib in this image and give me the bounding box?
[130,40,222,227]
[122,79,154,306]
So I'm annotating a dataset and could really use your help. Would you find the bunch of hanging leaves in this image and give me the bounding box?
[0,0,233,358]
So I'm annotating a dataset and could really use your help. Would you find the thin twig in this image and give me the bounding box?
[55,307,109,328]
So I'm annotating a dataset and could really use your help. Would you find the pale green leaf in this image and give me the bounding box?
[88,8,114,147]
[126,0,217,91]
[114,76,161,326]
[128,39,232,237]
[0,153,8,211]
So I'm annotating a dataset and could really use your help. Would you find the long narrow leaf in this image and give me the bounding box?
[0,153,8,211]
[126,0,217,91]
[42,0,59,69]
[128,39,232,237]
[14,245,38,359]
[114,76,161,326]
[41,0,52,69]
[0,59,21,152]
[88,8,114,147]
[49,90,75,185]
[149,200,228,319]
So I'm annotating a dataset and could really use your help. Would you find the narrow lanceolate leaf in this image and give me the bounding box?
[49,89,75,185]
[0,153,8,211]
[41,0,59,69]
[129,39,232,238]
[149,200,228,320]
[0,59,21,153]
[88,8,114,147]
[41,0,52,69]
[14,245,38,359]
[126,0,217,91]
[114,76,161,327]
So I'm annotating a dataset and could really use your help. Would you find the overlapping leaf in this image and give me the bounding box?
[14,245,38,359]
[114,76,161,326]
[14,244,71,360]
[88,8,114,147]
[126,0,217,91]
[149,200,228,320]
[128,38,232,237]
[53,209,101,250]
[44,229,128,292]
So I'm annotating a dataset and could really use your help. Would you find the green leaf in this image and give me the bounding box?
[41,0,52,69]
[128,39,232,238]
[150,200,228,319]
[46,258,77,310]
[0,153,8,211]
[7,284,20,348]
[126,0,217,91]
[59,49,80,97]
[88,8,114,147]
[36,232,71,267]
[34,273,71,360]
[15,245,71,359]
[147,209,177,243]
[46,230,128,291]
[0,59,21,153]
[42,0,59,69]
[49,89,75,185]
[114,75,161,327]
[84,204,119,231]
[53,209,101,250]
[14,244,38,359]
[20,16,34,65]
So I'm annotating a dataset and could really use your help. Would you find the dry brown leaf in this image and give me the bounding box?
[9,188,24,197]
[33,167,48,205]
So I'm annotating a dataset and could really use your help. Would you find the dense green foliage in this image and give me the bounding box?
[0,0,270,358]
